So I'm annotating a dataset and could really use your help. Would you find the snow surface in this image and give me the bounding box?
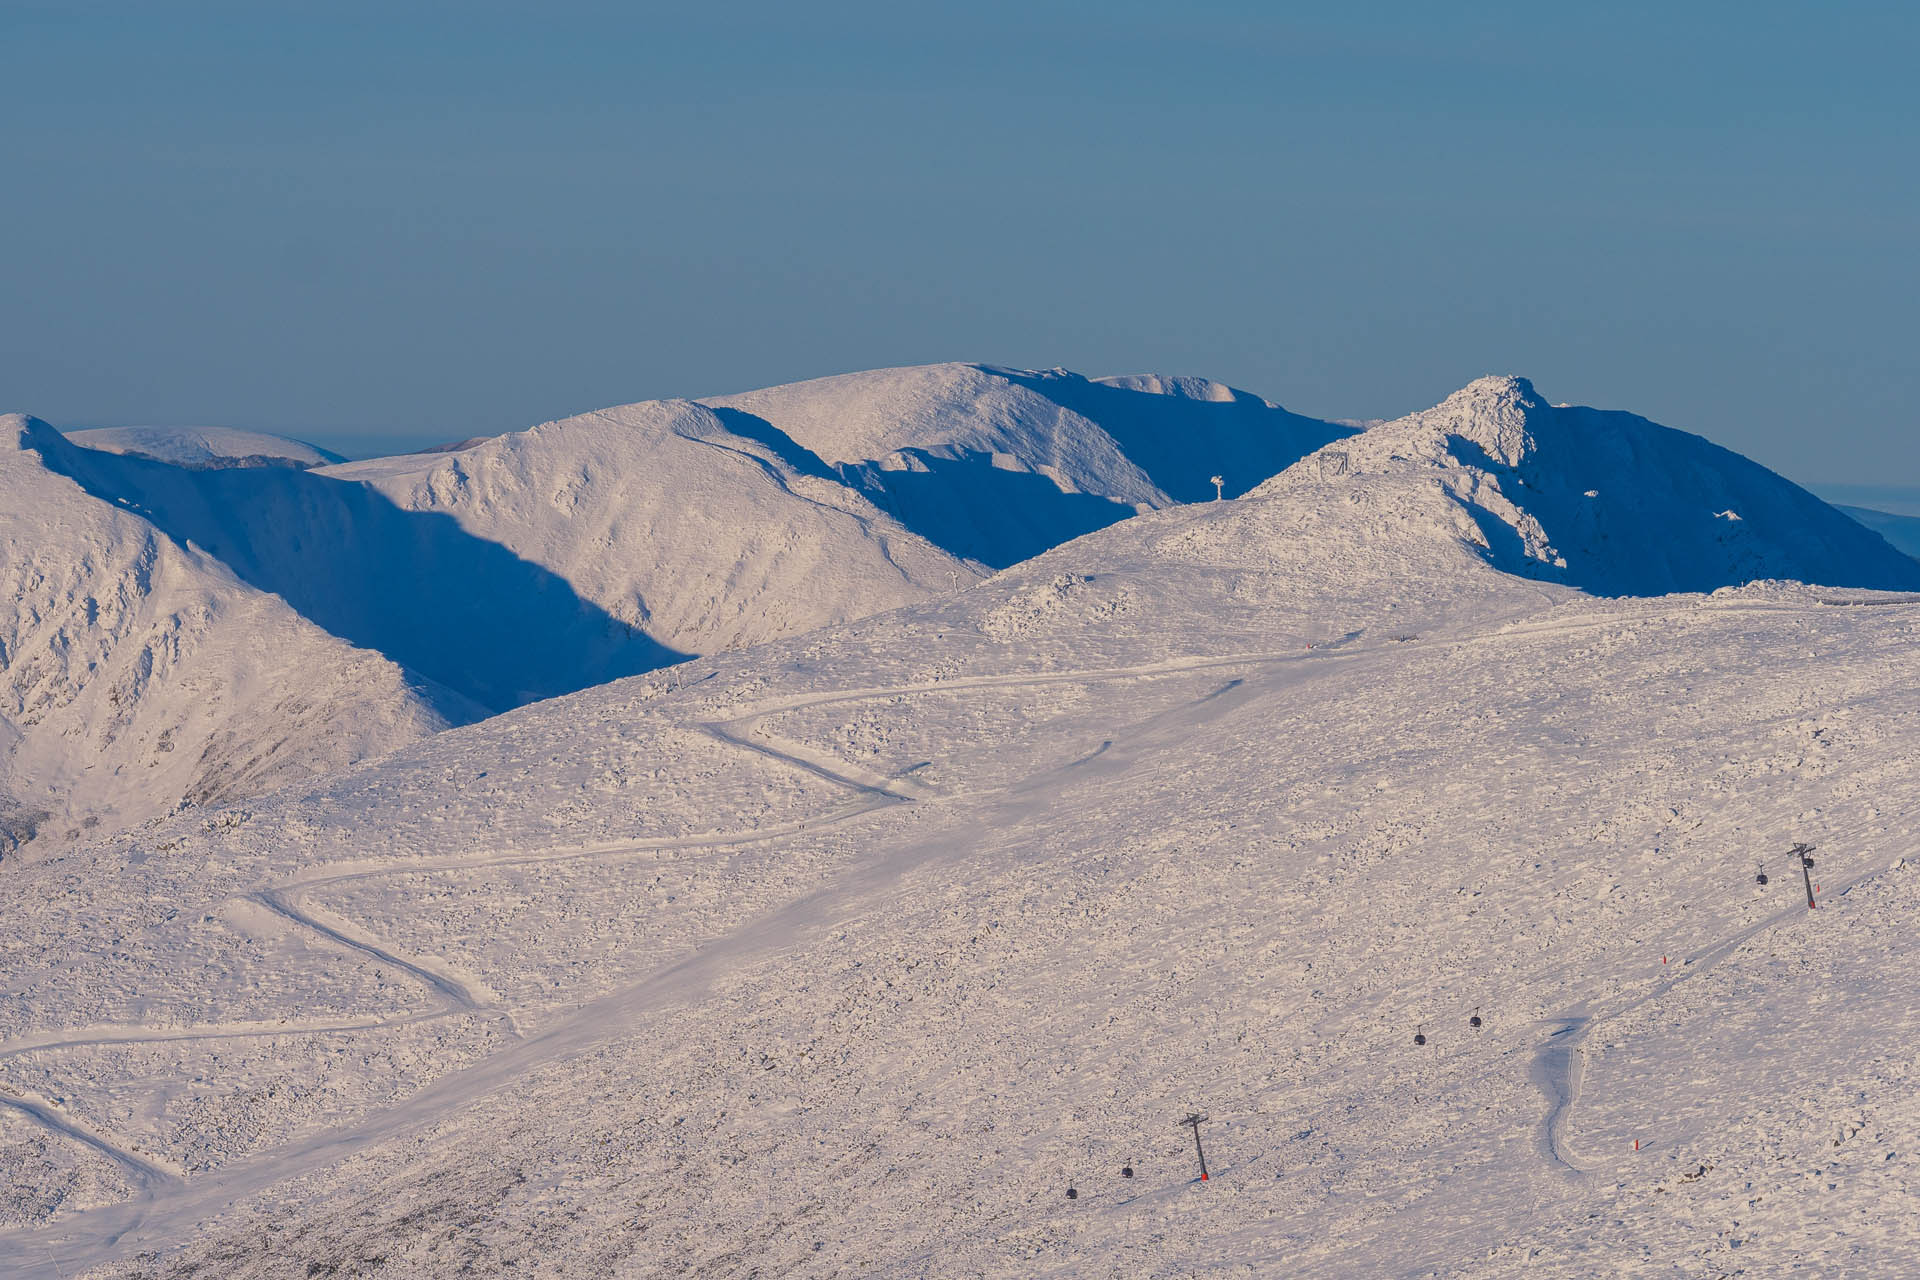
[6,378,1920,1275]
[0,416,457,855]
[63,427,345,470]
[702,363,1357,566]
[2,365,1355,855]
[314,398,975,668]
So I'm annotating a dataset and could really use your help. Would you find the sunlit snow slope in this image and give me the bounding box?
[1288,375,1920,595]
[4,364,1349,853]
[319,398,975,662]
[6,380,1920,1277]
[0,416,459,854]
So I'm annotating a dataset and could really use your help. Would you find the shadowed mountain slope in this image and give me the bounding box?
[702,362,1357,566]
[9,381,1920,1277]
[0,415,460,853]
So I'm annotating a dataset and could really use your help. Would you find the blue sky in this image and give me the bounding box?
[4,1,1915,480]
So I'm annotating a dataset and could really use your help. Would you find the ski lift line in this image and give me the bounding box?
[1632,817,1887,974]
[1535,823,1909,1173]
[1792,842,1819,910]
[13,614,1904,1259]
[1050,828,1897,1198]
[1179,1113,1211,1181]
[1287,824,1901,1177]
[0,639,1398,1227]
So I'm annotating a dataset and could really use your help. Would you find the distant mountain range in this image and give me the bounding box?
[5,366,1915,856]
[7,371,1920,1278]
[61,425,345,470]
[1835,504,1920,559]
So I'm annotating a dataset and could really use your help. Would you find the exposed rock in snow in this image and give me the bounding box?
[64,427,345,470]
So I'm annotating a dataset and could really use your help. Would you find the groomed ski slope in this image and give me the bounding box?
[5,378,1920,1275]
[10,579,1920,1277]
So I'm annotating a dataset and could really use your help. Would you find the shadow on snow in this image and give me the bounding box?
[39,435,686,718]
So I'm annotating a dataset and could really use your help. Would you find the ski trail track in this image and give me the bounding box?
[0,643,1345,1274]
[0,1089,182,1191]
[1531,1017,1589,1176]
[1,595,1896,1273]
[250,888,484,1012]
[1530,811,1904,1177]
[695,720,922,802]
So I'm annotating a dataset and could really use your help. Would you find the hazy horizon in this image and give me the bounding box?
[6,1,1916,486]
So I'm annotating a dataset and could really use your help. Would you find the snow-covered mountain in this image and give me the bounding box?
[703,362,1357,565]
[7,378,1920,1276]
[35,432,682,716]
[1244,375,1920,596]
[63,427,345,470]
[316,398,975,666]
[1838,504,1920,561]
[10,369,1909,855]
[0,416,460,854]
[2,364,1345,852]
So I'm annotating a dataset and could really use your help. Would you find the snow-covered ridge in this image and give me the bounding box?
[313,396,976,673]
[6,457,1920,1273]
[64,426,345,470]
[2,363,1344,855]
[7,367,1913,866]
[1256,375,1920,595]
[1838,505,1920,560]
[701,362,1358,566]
[0,416,455,853]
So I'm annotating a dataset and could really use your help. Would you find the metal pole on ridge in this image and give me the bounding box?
[1793,842,1817,910]
[1181,1113,1210,1182]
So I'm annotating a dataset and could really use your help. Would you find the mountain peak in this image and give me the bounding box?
[1420,375,1544,467]
[1448,373,1539,402]
[1256,377,1920,597]
[3,412,66,454]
